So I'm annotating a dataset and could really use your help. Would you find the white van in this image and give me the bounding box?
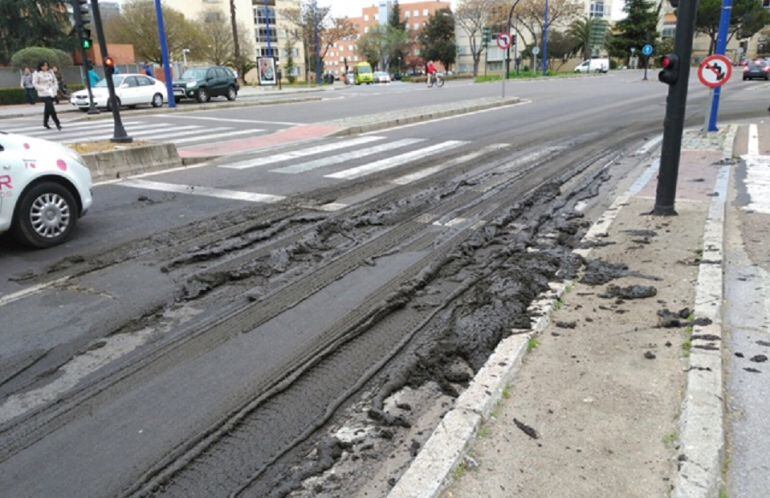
[574,58,610,73]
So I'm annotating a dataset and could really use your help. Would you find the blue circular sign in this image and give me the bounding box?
[642,44,654,56]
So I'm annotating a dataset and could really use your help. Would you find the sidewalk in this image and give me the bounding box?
[390,128,741,497]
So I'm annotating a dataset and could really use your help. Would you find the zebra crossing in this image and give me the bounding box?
[0,119,265,148]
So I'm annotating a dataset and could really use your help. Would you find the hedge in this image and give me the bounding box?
[0,88,26,105]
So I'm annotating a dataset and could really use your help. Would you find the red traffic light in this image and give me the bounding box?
[658,53,679,85]
[103,56,115,69]
[661,56,674,69]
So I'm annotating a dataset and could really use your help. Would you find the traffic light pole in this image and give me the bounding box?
[90,0,131,143]
[653,0,700,215]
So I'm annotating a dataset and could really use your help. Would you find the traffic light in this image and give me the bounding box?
[104,56,115,70]
[658,54,679,85]
[482,27,491,46]
[71,0,93,51]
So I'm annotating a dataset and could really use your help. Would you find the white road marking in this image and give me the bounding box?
[156,115,300,126]
[271,138,425,174]
[170,128,264,145]
[63,125,204,143]
[326,140,466,180]
[220,136,386,170]
[748,123,760,156]
[0,277,69,309]
[118,179,285,203]
[3,120,145,135]
[50,122,173,141]
[390,143,510,185]
[634,134,664,156]
[361,100,533,135]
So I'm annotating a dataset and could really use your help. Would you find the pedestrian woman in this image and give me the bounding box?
[20,68,36,105]
[52,65,67,104]
[33,61,61,130]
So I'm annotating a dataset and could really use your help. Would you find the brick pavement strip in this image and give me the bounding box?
[390,127,736,498]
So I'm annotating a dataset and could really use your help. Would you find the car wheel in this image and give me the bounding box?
[226,86,237,101]
[151,93,163,107]
[12,182,78,248]
[106,97,121,111]
[196,87,209,103]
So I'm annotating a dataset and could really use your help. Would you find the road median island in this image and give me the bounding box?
[79,141,183,182]
[393,128,735,498]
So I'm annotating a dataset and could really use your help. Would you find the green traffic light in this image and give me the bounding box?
[82,39,93,50]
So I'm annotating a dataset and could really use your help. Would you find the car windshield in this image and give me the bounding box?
[95,75,124,87]
[749,63,766,69]
[181,69,208,80]
[358,66,372,74]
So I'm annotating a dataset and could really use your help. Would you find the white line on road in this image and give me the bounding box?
[0,277,69,309]
[361,100,533,136]
[271,138,425,174]
[155,115,300,126]
[220,136,386,170]
[49,122,173,141]
[326,140,466,180]
[2,120,145,135]
[170,128,264,145]
[634,134,663,156]
[118,179,286,203]
[748,123,760,156]
[390,143,510,185]
[65,124,204,143]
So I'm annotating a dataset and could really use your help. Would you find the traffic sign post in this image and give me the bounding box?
[706,0,734,132]
[532,46,540,75]
[498,33,512,98]
[698,54,732,132]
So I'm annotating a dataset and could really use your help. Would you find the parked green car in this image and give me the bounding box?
[172,66,239,103]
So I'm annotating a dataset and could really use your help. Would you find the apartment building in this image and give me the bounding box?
[163,0,305,81]
[323,0,451,77]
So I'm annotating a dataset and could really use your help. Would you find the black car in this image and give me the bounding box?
[743,61,769,80]
[172,66,239,103]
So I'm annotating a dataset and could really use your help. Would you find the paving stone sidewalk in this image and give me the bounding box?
[443,131,730,498]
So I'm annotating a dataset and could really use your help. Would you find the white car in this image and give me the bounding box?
[0,132,93,248]
[373,71,392,83]
[70,73,167,111]
[574,58,610,73]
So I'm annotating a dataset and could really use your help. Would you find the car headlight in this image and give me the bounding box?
[186,81,196,89]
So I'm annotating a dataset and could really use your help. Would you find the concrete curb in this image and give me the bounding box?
[82,142,182,183]
[330,97,522,137]
[672,125,736,498]
[388,154,655,498]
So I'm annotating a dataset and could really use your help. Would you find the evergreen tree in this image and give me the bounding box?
[390,1,406,30]
[418,8,457,70]
[696,0,770,55]
[0,0,72,64]
[606,0,658,63]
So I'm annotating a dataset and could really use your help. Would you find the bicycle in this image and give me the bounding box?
[427,72,444,88]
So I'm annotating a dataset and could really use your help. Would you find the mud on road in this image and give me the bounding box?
[0,128,656,498]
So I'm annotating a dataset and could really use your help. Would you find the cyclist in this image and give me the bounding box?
[426,60,438,85]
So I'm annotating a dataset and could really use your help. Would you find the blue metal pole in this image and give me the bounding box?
[542,0,549,75]
[264,0,272,57]
[707,0,733,132]
[154,0,175,108]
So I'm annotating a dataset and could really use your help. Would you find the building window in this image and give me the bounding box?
[364,14,369,21]
[662,25,675,38]
[589,1,604,18]
[259,47,279,61]
[254,6,276,25]
[413,10,419,17]
[423,9,428,16]
[405,11,410,18]
[256,27,277,43]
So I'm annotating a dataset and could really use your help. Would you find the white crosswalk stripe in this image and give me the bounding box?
[171,128,264,144]
[2,120,144,135]
[325,140,467,180]
[271,138,425,174]
[221,136,386,170]
[42,122,173,141]
[120,179,285,203]
[390,143,509,185]
[60,124,204,143]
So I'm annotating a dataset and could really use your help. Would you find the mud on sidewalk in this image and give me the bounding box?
[445,191,712,496]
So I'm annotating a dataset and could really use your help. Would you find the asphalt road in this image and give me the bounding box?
[0,70,766,497]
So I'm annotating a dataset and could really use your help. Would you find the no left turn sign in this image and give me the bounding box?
[698,54,733,89]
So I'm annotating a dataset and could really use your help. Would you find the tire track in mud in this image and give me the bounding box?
[0,141,561,462]
[122,143,622,497]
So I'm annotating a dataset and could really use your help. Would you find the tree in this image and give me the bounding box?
[456,0,498,77]
[389,0,408,72]
[546,30,578,70]
[358,27,385,68]
[696,0,770,55]
[390,0,407,30]
[285,37,297,83]
[0,0,72,65]
[321,17,357,60]
[197,12,233,66]
[229,0,241,78]
[283,1,331,81]
[606,0,658,63]
[10,47,72,70]
[106,0,205,64]
[514,0,582,69]
[568,16,608,61]
[419,8,457,70]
